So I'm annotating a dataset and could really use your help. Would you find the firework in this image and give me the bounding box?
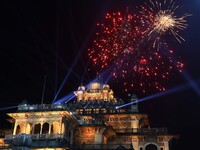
[88,3,187,94]
[112,41,184,94]
[88,10,144,73]
[140,0,191,48]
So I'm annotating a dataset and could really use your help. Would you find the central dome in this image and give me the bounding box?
[88,82,101,90]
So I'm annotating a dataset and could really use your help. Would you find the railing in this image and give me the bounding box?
[114,128,168,134]
[18,104,68,111]
[73,144,131,149]
[4,133,64,140]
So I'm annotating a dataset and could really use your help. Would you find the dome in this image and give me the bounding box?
[78,85,85,91]
[103,84,110,90]
[88,82,101,90]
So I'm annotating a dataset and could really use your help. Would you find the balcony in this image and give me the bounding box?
[17,104,68,112]
[73,144,132,149]
[4,133,69,148]
[114,128,168,135]
[4,133,64,140]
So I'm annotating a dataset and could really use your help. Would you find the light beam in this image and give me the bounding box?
[182,70,200,96]
[0,106,18,111]
[116,83,189,109]
[53,67,113,104]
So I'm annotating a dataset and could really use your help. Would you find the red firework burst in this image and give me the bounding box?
[88,9,184,94]
[112,42,184,93]
[88,10,144,72]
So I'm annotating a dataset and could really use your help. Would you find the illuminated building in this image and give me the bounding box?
[1,82,178,150]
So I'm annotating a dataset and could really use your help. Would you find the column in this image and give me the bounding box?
[32,124,35,134]
[13,123,17,135]
[70,130,73,145]
[24,122,27,134]
[131,117,139,132]
[59,118,62,134]
[48,123,52,134]
[96,128,104,144]
[40,123,43,134]
[164,142,169,150]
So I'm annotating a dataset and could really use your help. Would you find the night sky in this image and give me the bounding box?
[0,0,200,149]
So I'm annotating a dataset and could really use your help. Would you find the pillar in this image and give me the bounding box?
[131,117,139,132]
[70,130,73,145]
[95,128,102,144]
[32,124,35,134]
[59,119,62,134]
[48,123,52,134]
[24,122,27,134]
[13,123,17,135]
[132,141,138,150]
[164,142,169,150]
[40,123,43,134]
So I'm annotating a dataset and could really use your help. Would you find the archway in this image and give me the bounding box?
[34,123,41,134]
[145,144,158,150]
[52,122,59,134]
[16,124,20,134]
[139,118,149,128]
[16,123,26,134]
[42,122,49,134]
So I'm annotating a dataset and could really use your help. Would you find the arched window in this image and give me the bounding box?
[16,123,26,134]
[34,123,41,134]
[139,118,149,128]
[16,124,20,134]
[74,129,80,137]
[42,122,49,134]
[145,144,158,150]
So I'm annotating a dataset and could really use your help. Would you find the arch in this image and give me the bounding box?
[74,129,80,137]
[16,123,26,134]
[16,124,21,134]
[34,123,41,134]
[42,122,49,134]
[139,118,150,128]
[144,143,159,150]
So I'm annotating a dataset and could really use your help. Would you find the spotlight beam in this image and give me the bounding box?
[53,67,113,104]
[116,83,190,109]
[0,106,18,111]
[182,70,200,96]
[52,11,100,103]
[52,54,81,103]
[53,93,75,104]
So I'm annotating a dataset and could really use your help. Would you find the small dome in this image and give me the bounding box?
[88,82,101,90]
[78,85,85,91]
[103,84,110,90]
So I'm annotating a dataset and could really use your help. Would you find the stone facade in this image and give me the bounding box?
[1,82,177,150]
